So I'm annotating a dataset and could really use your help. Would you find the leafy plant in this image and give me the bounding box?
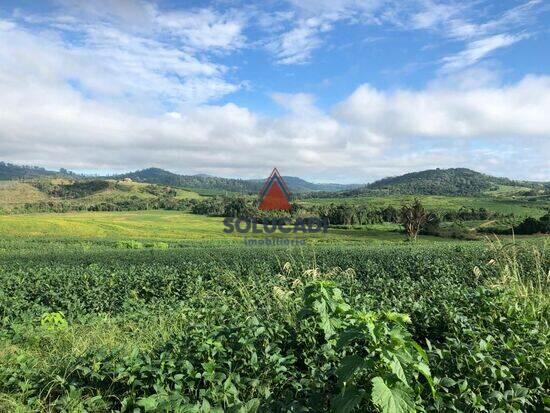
[299,281,435,412]
[116,240,144,249]
[40,311,68,331]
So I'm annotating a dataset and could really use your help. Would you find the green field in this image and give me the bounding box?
[0,210,454,244]
[0,236,548,412]
[0,204,548,411]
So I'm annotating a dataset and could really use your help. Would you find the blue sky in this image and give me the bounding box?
[0,0,549,182]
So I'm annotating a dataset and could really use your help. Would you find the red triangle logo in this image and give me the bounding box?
[259,168,291,211]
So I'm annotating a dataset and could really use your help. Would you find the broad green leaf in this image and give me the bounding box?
[390,357,407,385]
[331,385,366,413]
[414,362,435,397]
[411,341,429,363]
[371,377,416,413]
[336,329,364,349]
[136,396,159,412]
[235,398,260,413]
[336,355,368,383]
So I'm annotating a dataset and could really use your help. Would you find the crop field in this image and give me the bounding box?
[0,231,548,412]
[0,206,548,412]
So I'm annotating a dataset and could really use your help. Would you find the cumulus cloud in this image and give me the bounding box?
[336,75,550,139]
[1,49,549,181]
[0,1,549,182]
[4,2,245,109]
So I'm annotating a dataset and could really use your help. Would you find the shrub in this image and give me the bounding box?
[115,240,144,249]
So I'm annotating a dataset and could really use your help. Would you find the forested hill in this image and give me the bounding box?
[113,168,358,193]
[341,168,546,196]
[113,168,255,193]
[0,162,69,180]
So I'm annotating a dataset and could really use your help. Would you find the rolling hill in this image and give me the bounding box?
[340,168,547,197]
[111,168,359,193]
[1,162,547,199]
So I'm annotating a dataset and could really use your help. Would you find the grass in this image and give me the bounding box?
[0,210,456,244]
[0,179,203,211]
[0,182,47,207]
[486,236,549,323]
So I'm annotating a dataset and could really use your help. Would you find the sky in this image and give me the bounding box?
[0,0,549,183]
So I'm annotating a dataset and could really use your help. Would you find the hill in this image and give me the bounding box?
[246,175,358,193]
[0,162,67,180]
[111,168,255,194]
[110,168,358,194]
[1,162,547,198]
[0,176,202,212]
[341,168,547,197]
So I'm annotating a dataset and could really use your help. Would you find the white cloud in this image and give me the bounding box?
[409,0,542,40]
[1,5,243,111]
[1,46,549,181]
[266,16,333,65]
[336,75,550,139]
[263,0,392,65]
[0,1,548,182]
[271,92,320,117]
[155,8,246,51]
[441,33,528,72]
[264,0,544,70]
[52,0,248,52]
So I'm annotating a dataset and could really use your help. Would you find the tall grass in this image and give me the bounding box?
[486,235,549,324]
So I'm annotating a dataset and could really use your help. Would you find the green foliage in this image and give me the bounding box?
[298,281,434,412]
[0,240,547,411]
[115,240,144,249]
[371,377,415,413]
[111,167,357,194]
[0,161,61,180]
[40,311,68,331]
[340,168,541,197]
[33,180,111,199]
[148,241,169,249]
[514,212,550,234]
[400,199,434,241]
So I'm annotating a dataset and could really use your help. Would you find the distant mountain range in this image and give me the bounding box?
[1,162,547,196]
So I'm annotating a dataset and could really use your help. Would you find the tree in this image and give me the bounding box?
[514,213,550,234]
[400,199,433,241]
